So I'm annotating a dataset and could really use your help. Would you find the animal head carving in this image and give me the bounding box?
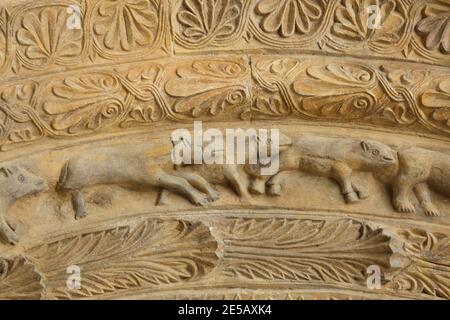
[0,165,46,199]
[255,131,292,156]
[359,140,397,167]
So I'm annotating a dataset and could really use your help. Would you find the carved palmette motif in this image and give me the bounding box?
[0,57,252,148]
[0,55,450,149]
[251,57,450,134]
[173,0,450,65]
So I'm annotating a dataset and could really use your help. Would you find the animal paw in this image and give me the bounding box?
[356,188,370,200]
[394,199,416,214]
[207,189,220,202]
[0,226,18,245]
[267,183,282,196]
[191,192,210,207]
[352,183,369,200]
[7,219,17,231]
[75,209,88,220]
[421,201,441,217]
[249,180,266,195]
[345,192,360,204]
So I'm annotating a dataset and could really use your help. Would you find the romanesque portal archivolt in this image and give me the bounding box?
[0,0,449,300]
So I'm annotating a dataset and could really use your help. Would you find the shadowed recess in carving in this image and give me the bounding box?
[25,219,218,300]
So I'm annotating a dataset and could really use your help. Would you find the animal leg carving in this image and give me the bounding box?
[72,190,88,220]
[267,173,284,196]
[352,179,369,200]
[156,189,169,206]
[332,165,359,204]
[393,174,416,214]
[0,214,18,245]
[224,166,251,200]
[156,172,210,206]
[249,177,266,195]
[171,171,220,202]
[414,183,440,217]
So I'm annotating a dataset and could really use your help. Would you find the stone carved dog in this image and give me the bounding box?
[393,146,450,217]
[252,136,398,204]
[162,132,293,203]
[57,145,219,220]
[0,165,46,244]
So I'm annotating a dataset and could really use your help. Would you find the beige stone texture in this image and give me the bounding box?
[0,0,450,300]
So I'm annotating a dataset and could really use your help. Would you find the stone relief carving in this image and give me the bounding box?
[56,144,218,220]
[1,0,171,76]
[0,256,43,300]
[5,212,450,300]
[172,0,450,65]
[163,131,292,202]
[0,0,448,301]
[26,218,218,299]
[393,146,450,217]
[0,164,46,244]
[251,136,398,203]
[1,55,450,150]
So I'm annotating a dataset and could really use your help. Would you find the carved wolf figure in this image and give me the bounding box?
[393,146,450,217]
[57,144,218,220]
[0,165,46,244]
[164,132,293,202]
[255,136,398,204]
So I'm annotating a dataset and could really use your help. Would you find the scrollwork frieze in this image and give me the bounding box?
[0,56,252,149]
[251,55,450,137]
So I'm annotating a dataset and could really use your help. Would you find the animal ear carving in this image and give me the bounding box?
[361,141,370,152]
[0,167,11,178]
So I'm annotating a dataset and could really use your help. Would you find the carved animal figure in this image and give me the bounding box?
[162,132,292,202]
[0,165,46,244]
[257,136,398,203]
[57,145,218,220]
[393,146,450,217]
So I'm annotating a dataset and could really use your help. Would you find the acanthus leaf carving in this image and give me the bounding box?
[165,59,251,118]
[16,6,83,68]
[218,218,393,284]
[256,0,323,37]
[43,73,125,134]
[93,0,158,52]
[422,78,450,127]
[388,229,450,299]
[26,219,218,300]
[177,0,241,44]
[0,7,7,70]
[0,256,43,300]
[292,63,378,118]
[416,0,450,54]
[331,0,406,50]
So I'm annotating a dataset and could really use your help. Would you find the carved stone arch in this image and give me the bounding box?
[0,0,450,300]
